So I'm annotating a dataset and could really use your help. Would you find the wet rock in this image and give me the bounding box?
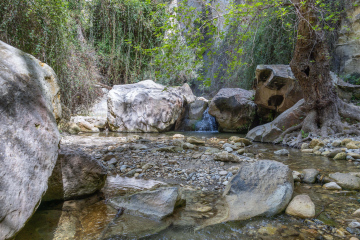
[293,171,302,182]
[302,169,319,184]
[125,169,137,177]
[214,151,241,163]
[43,147,107,201]
[224,147,233,152]
[173,134,185,139]
[101,213,171,239]
[301,143,310,149]
[246,99,307,143]
[222,143,238,150]
[0,41,61,239]
[155,146,183,153]
[285,194,315,218]
[237,149,246,155]
[352,208,360,217]
[326,149,342,158]
[109,187,181,220]
[346,227,360,235]
[321,151,330,156]
[323,182,342,190]
[130,144,148,150]
[173,139,184,146]
[334,152,347,160]
[142,163,153,171]
[309,139,324,149]
[108,80,195,132]
[274,149,290,156]
[348,152,360,159]
[349,222,360,228]
[228,136,252,146]
[223,160,293,221]
[332,140,341,147]
[107,158,118,166]
[208,88,256,133]
[329,172,360,190]
[205,148,221,155]
[341,138,353,146]
[68,122,81,134]
[301,149,314,153]
[183,142,196,149]
[346,141,360,149]
[71,116,105,132]
[186,136,205,145]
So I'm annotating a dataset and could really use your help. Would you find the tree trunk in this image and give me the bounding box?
[290,0,342,136]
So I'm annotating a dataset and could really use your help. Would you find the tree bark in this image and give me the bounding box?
[290,0,343,136]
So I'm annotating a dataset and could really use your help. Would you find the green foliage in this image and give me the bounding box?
[0,0,347,112]
[90,0,166,85]
[153,0,345,92]
[301,130,309,138]
[0,0,167,112]
[342,73,360,85]
[0,0,100,113]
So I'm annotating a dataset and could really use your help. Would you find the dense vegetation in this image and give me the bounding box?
[0,0,166,113]
[0,0,347,111]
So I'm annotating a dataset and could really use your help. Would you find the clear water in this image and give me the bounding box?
[16,132,360,240]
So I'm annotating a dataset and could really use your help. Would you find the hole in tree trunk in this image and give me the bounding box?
[302,66,310,77]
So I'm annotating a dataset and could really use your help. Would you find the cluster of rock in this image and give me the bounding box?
[301,138,360,162]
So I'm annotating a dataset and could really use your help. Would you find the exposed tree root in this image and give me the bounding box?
[275,100,360,146]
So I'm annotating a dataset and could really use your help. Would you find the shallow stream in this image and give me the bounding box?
[16,132,360,240]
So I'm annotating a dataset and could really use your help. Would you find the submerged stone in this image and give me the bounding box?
[109,187,181,220]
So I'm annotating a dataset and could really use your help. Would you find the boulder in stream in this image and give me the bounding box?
[329,172,360,190]
[208,88,256,133]
[108,80,196,132]
[43,147,107,201]
[0,40,61,239]
[222,160,293,221]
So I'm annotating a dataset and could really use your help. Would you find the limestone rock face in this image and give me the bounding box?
[223,160,293,221]
[335,2,360,77]
[108,80,195,132]
[246,99,307,143]
[254,65,303,120]
[43,147,107,201]
[0,41,61,239]
[208,88,256,133]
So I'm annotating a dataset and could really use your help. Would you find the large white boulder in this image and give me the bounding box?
[107,80,195,132]
[0,40,61,239]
